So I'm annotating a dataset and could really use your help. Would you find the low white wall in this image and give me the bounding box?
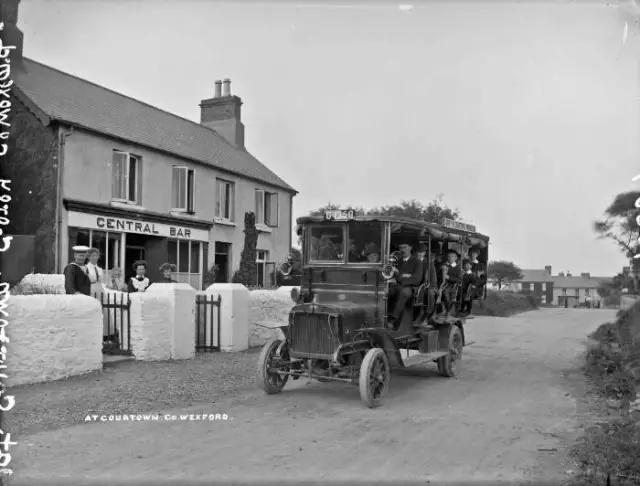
[248,289,296,348]
[129,292,173,361]
[6,295,103,387]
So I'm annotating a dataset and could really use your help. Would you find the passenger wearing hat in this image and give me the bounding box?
[441,248,462,316]
[64,246,92,296]
[415,243,437,287]
[364,242,381,263]
[464,248,487,310]
[158,263,178,283]
[127,260,151,293]
[459,259,477,315]
[387,239,423,329]
[469,248,487,289]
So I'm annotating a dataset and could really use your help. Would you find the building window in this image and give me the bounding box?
[562,288,566,295]
[112,150,140,203]
[215,179,234,222]
[254,189,279,226]
[542,283,546,291]
[171,166,195,213]
[256,250,269,287]
[586,288,590,296]
[575,288,579,296]
[522,282,530,292]
[168,239,203,289]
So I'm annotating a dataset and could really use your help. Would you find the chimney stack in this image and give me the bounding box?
[0,0,24,63]
[544,265,552,275]
[581,272,590,279]
[199,77,245,150]
[567,271,572,277]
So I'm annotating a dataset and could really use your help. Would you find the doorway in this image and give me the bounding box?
[214,242,231,283]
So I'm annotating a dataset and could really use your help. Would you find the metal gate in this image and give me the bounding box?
[100,292,132,355]
[196,294,221,351]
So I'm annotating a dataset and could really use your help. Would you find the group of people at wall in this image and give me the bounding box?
[63,245,179,342]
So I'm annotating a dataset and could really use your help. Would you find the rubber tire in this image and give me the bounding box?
[359,348,391,408]
[257,338,289,395]
[437,325,463,378]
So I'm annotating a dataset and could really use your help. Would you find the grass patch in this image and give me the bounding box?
[569,314,640,485]
[472,290,538,317]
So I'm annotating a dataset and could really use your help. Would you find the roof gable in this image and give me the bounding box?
[12,58,296,193]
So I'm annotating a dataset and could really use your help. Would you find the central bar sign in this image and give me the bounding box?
[67,211,209,241]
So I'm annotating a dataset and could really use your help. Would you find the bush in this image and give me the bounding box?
[570,314,640,485]
[472,290,537,317]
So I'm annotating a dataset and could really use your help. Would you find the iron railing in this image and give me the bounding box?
[98,292,132,356]
[196,294,221,351]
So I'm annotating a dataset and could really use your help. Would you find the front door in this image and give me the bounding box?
[145,238,168,283]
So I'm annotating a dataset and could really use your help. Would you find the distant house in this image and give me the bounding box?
[552,271,611,308]
[489,265,612,307]
[489,265,553,305]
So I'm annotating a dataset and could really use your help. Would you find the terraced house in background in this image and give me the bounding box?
[3,0,296,289]
[493,265,611,307]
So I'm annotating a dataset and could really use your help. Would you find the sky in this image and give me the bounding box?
[17,0,640,277]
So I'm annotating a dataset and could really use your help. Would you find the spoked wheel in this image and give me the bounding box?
[359,348,391,408]
[437,325,463,377]
[257,338,289,394]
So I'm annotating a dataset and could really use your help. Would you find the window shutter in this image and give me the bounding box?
[187,169,195,213]
[112,151,127,199]
[255,190,264,224]
[128,156,137,203]
[172,167,180,209]
[268,193,279,226]
[215,180,221,218]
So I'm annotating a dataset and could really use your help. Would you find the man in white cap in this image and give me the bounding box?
[64,246,91,296]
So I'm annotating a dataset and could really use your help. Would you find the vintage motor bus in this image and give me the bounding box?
[257,210,490,408]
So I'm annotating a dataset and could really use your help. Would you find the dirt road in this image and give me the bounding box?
[10,308,614,485]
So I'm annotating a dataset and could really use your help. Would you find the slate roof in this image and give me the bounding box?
[553,275,612,289]
[520,269,552,283]
[12,58,296,193]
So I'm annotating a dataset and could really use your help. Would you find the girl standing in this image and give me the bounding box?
[158,263,178,283]
[128,260,151,293]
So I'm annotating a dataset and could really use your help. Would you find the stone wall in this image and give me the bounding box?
[248,288,296,348]
[6,295,103,387]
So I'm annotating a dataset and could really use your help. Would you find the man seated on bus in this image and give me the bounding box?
[387,240,423,329]
[440,248,462,317]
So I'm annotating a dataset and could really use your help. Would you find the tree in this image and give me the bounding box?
[594,190,640,291]
[308,194,463,224]
[487,261,523,291]
[231,212,258,287]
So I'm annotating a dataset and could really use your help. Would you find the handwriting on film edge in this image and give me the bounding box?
[635,172,640,260]
[0,21,16,475]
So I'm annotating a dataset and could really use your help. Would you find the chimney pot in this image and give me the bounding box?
[544,265,552,275]
[214,80,222,98]
[222,78,231,97]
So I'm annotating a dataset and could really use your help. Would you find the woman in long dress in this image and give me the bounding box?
[85,248,112,342]
[128,260,151,293]
[85,248,105,301]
